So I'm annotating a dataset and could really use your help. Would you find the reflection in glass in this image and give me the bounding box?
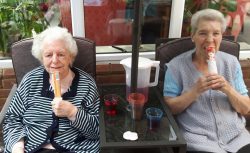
[83,0,172,46]
[58,0,72,32]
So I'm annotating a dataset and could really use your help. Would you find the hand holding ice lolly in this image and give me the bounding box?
[206,47,218,74]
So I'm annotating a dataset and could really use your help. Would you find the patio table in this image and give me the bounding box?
[98,84,186,153]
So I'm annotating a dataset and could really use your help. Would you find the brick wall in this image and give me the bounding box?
[0,68,16,109]
[0,60,250,111]
[96,64,125,85]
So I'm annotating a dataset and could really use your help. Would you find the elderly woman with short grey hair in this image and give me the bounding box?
[190,8,227,34]
[164,9,250,153]
[3,26,100,153]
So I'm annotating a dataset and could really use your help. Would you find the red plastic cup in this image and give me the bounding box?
[128,93,146,120]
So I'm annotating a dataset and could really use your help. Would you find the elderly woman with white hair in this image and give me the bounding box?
[3,27,100,153]
[163,9,250,153]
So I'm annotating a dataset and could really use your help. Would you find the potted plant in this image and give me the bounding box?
[0,0,49,57]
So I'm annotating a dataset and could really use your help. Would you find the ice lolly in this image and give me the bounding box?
[51,71,61,98]
[206,47,218,74]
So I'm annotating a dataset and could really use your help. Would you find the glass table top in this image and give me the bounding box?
[99,84,186,150]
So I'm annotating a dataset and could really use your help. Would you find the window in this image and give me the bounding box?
[60,0,172,53]
[65,0,250,61]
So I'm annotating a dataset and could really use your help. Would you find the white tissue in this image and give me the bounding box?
[123,131,138,141]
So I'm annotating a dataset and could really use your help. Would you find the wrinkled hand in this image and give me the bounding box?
[12,147,24,153]
[206,73,229,92]
[12,140,24,153]
[191,74,230,96]
[191,76,210,96]
[51,98,77,120]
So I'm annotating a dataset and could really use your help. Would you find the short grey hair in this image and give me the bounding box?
[191,9,227,34]
[32,26,78,65]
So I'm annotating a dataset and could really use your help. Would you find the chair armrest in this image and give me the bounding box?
[0,84,17,125]
[0,84,17,153]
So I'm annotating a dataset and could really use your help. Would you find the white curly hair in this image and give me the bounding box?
[31,26,78,66]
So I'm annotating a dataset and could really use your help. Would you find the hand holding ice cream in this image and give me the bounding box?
[50,71,77,120]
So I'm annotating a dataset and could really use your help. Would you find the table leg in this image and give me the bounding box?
[160,147,173,153]
[159,146,186,153]
[177,146,186,153]
[100,149,116,153]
